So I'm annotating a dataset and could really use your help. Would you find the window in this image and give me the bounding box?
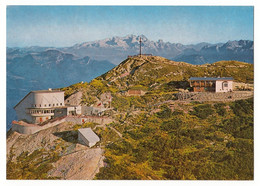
[44,104,47,107]
[39,104,41,107]
[56,103,59,106]
[222,81,228,89]
[53,104,55,106]
[60,103,62,106]
[49,104,51,107]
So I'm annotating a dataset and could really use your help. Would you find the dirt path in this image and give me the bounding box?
[110,126,122,138]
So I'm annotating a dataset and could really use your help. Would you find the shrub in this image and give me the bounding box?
[156,105,172,119]
[214,103,227,116]
[190,104,214,119]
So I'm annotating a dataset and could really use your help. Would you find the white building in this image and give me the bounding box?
[215,78,233,92]
[81,106,107,116]
[14,89,65,124]
[189,77,234,93]
[78,128,100,147]
[54,105,82,118]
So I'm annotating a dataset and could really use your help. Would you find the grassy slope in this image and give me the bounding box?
[94,56,254,180]
[100,56,253,91]
[95,98,254,180]
[7,56,253,180]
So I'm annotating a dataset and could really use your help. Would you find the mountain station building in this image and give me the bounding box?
[14,89,82,124]
[189,77,234,93]
[14,89,65,124]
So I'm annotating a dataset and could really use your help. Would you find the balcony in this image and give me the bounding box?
[191,81,215,87]
[27,108,54,116]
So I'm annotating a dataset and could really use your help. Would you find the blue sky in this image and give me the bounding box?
[6,6,254,47]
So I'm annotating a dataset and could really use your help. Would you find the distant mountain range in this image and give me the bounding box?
[6,35,254,129]
[63,35,253,64]
[174,40,253,64]
[8,35,254,65]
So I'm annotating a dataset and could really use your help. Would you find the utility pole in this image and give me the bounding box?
[139,37,142,56]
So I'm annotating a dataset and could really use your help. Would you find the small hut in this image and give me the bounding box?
[78,128,100,147]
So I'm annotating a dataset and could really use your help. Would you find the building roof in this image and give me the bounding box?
[31,89,63,93]
[14,89,64,109]
[78,128,100,143]
[189,77,234,81]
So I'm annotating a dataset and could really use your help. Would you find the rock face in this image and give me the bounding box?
[48,148,104,180]
[6,121,104,180]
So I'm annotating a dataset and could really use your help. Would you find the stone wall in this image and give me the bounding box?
[12,117,66,135]
[66,116,113,125]
[176,91,253,102]
[12,115,113,135]
[12,123,39,134]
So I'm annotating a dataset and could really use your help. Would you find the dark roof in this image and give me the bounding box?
[189,77,234,81]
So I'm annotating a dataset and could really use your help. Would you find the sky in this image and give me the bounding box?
[6,6,254,47]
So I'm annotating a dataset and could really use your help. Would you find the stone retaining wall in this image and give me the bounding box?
[176,91,253,102]
[12,116,113,135]
[12,123,39,134]
[12,118,67,135]
[66,116,113,125]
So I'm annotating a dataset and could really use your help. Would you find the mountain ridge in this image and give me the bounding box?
[7,35,253,65]
[99,56,253,89]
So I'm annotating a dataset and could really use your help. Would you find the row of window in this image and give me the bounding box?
[29,109,55,114]
[31,103,63,108]
[191,81,215,86]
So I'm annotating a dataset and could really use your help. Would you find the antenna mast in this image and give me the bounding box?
[139,37,142,56]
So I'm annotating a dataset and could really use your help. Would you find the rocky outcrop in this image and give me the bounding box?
[48,148,104,180]
[7,121,104,180]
